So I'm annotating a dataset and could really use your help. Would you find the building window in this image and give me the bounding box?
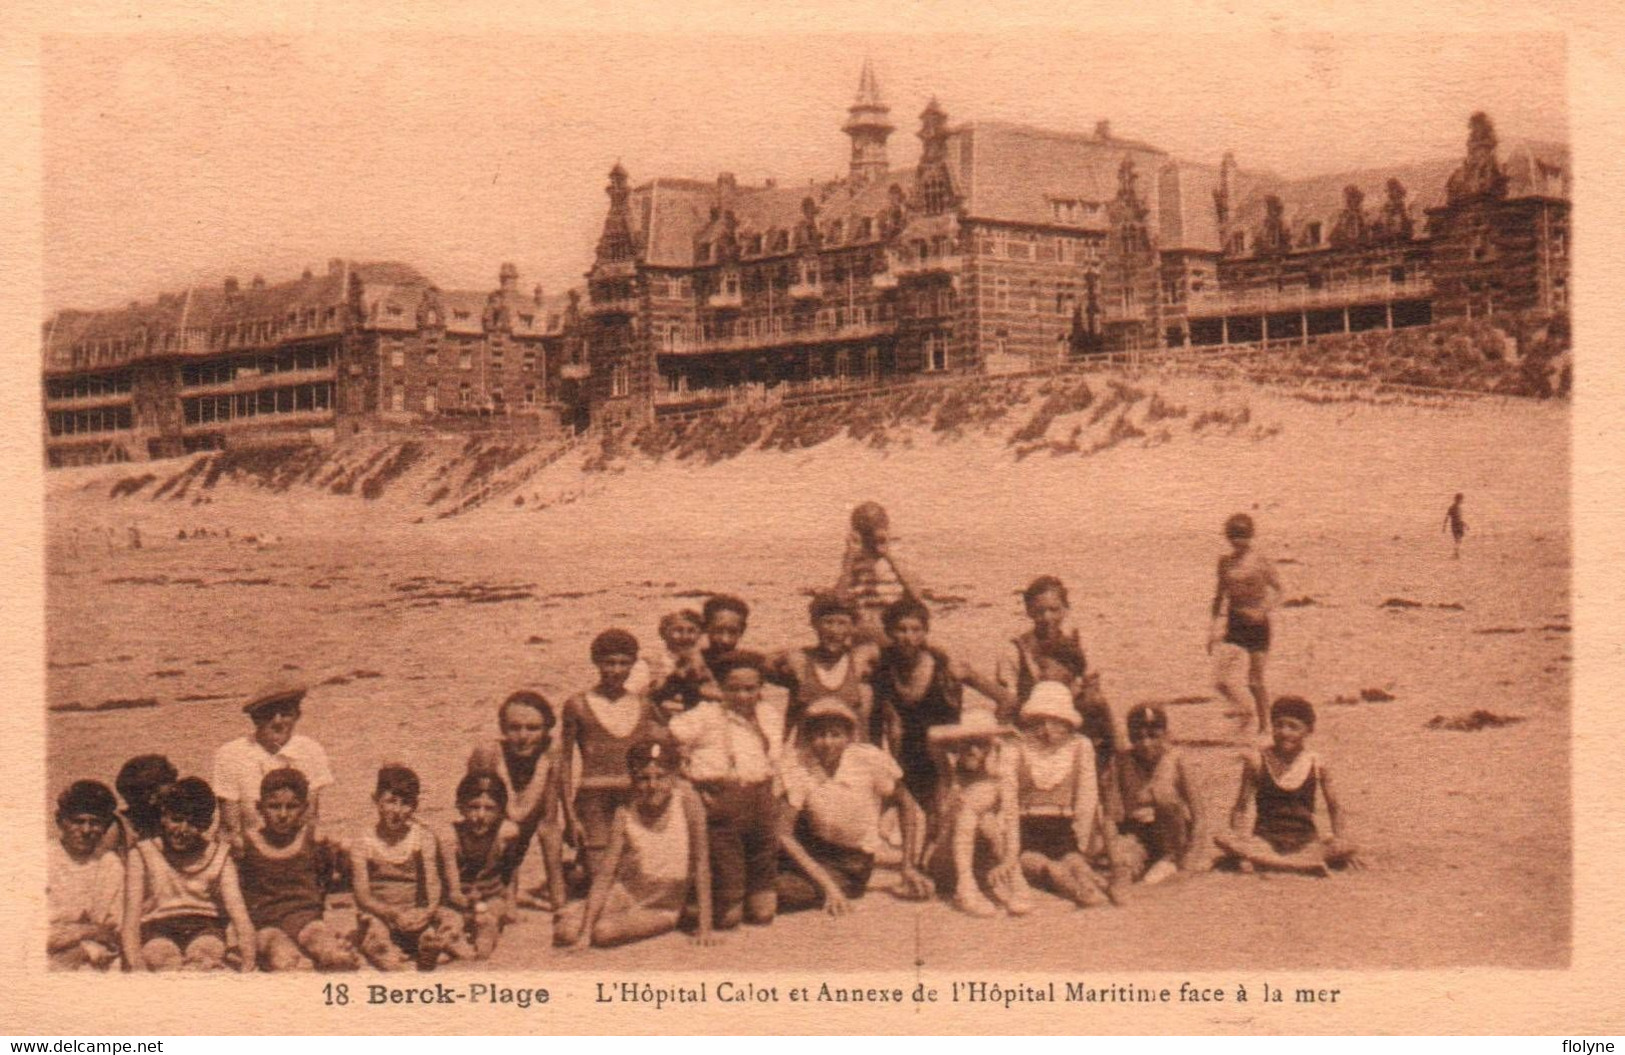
[995,278,1009,311]
[425,343,438,366]
[490,388,503,406]
[424,390,437,413]
[390,346,405,368]
[611,363,630,398]
[522,350,537,371]
[1304,222,1322,247]
[1390,265,1406,283]
[524,385,537,405]
[459,349,473,370]
[459,382,473,405]
[390,385,405,412]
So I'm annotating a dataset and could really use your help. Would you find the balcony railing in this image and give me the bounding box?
[708,289,743,310]
[1185,278,1434,317]
[560,362,589,380]
[893,254,963,278]
[871,271,898,290]
[179,366,337,397]
[788,280,823,300]
[663,318,896,357]
[594,259,638,280]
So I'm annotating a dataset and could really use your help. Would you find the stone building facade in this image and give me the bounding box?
[577,65,1569,422]
[41,261,577,466]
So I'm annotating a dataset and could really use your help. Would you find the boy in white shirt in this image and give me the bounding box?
[212,684,334,853]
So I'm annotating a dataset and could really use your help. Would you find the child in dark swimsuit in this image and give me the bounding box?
[765,591,879,745]
[997,575,1114,775]
[436,771,518,960]
[238,768,356,971]
[871,597,1012,836]
[1214,696,1361,874]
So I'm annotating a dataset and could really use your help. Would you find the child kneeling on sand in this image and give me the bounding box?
[437,771,520,961]
[1214,696,1361,875]
[924,711,1032,917]
[776,698,934,916]
[351,765,461,970]
[121,777,256,972]
[1103,704,1206,898]
[1010,683,1110,908]
[558,738,715,949]
[49,780,124,970]
[237,768,357,971]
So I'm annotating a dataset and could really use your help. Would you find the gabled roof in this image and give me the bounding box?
[948,121,1167,231]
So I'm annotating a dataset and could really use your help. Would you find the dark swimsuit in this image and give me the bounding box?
[1255,753,1319,853]
[1224,611,1271,653]
[872,645,962,809]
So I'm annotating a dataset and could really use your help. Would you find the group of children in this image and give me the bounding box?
[48,502,1359,972]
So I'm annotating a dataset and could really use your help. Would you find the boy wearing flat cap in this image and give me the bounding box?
[1102,703,1205,897]
[212,683,334,854]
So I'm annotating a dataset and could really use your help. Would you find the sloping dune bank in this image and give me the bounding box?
[46,373,1570,970]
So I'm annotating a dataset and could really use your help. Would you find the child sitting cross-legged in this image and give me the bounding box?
[237,768,358,971]
[1213,696,1361,875]
[351,765,461,971]
[121,777,256,972]
[557,738,716,949]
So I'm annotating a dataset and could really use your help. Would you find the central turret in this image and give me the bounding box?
[843,59,894,187]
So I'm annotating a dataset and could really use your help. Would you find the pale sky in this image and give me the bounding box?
[42,31,1566,314]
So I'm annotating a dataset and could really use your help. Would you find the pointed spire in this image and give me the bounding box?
[844,59,893,186]
[854,57,883,109]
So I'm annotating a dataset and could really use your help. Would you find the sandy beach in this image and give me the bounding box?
[44,373,1570,971]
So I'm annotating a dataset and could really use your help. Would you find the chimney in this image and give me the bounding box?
[328,258,344,276]
[499,262,519,293]
[765,177,776,188]
[251,274,265,290]
[718,172,737,194]
[1095,119,1112,140]
[223,276,239,295]
[533,284,544,306]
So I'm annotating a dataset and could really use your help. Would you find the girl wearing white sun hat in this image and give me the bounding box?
[1010,682,1111,908]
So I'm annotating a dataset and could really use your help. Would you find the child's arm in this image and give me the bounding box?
[1259,554,1283,617]
[568,810,629,950]
[120,851,145,971]
[1208,557,1229,652]
[348,843,394,930]
[1229,754,1260,832]
[681,788,717,945]
[1071,741,1101,854]
[437,828,469,911]
[558,698,582,846]
[1318,760,1358,861]
[951,656,1017,719]
[420,829,446,916]
[760,648,798,691]
[218,800,248,855]
[218,858,257,973]
[775,797,850,917]
[834,530,868,600]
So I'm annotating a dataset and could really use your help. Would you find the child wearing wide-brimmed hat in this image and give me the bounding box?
[923,710,1032,918]
[1009,682,1111,908]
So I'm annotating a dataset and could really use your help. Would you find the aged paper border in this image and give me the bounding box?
[2,0,1622,1036]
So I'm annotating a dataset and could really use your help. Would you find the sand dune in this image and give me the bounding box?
[45,373,1570,969]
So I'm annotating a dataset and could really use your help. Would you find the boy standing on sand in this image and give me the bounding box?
[1208,513,1282,735]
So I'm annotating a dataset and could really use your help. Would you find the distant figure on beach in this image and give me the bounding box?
[127,525,142,550]
[1208,513,1281,736]
[836,502,923,646]
[1443,493,1467,558]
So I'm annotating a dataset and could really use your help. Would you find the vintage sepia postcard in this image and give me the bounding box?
[3,0,1623,1038]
